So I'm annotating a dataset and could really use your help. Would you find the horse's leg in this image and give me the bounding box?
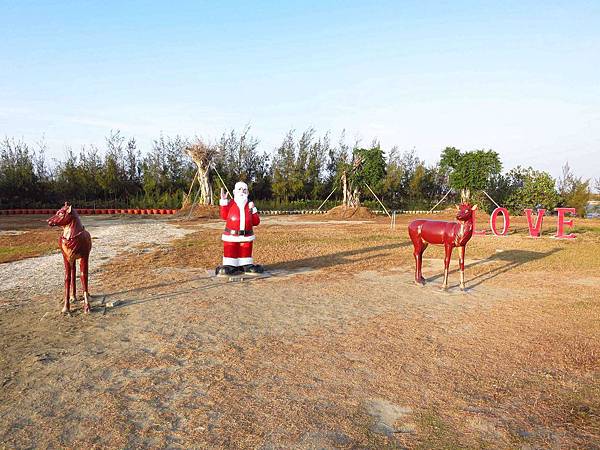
[80,256,91,313]
[442,245,453,290]
[70,263,77,303]
[459,246,466,290]
[62,256,72,314]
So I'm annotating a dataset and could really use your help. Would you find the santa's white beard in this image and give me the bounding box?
[234,193,248,209]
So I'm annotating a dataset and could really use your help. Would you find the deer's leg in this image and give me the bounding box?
[412,247,421,284]
[80,257,91,313]
[442,245,453,290]
[409,227,427,285]
[412,240,425,285]
[70,263,77,303]
[63,256,72,313]
[459,246,466,290]
[418,242,428,283]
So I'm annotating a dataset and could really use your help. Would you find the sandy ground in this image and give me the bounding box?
[0,217,194,305]
[0,215,598,449]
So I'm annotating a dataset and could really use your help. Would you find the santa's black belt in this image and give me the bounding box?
[224,228,254,236]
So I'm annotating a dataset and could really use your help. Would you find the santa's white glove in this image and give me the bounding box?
[219,187,229,206]
[249,201,257,214]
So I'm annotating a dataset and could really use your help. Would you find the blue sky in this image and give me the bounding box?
[1,0,599,180]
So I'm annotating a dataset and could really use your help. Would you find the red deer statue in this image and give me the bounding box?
[47,203,93,313]
[408,203,477,290]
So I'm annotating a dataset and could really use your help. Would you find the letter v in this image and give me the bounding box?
[524,208,545,238]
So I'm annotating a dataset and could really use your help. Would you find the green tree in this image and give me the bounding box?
[422,164,449,208]
[272,130,302,202]
[250,153,272,200]
[160,134,192,192]
[486,173,513,209]
[323,130,350,199]
[353,145,386,189]
[77,145,103,202]
[345,144,386,206]
[557,162,590,217]
[408,163,426,204]
[306,133,327,199]
[99,152,123,202]
[381,146,403,207]
[382,148,443,210]
[124,138,142,197]
[54,148,82,201]
[505,166,560,213]
[214,127,267,198]
[399,149,423,205]
[0,137,44,207]
[292,128,326,200]
[141,134,192,200]
[99,134,123,201]
[439,147,502,202]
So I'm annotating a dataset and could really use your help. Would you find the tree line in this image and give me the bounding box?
[0,128,595,216]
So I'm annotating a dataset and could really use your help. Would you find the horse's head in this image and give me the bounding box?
[456,203,477,221]
[47,202,77,227]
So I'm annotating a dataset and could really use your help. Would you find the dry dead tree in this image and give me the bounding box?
[184,140,217,207]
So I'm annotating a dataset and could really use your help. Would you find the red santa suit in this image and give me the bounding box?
[219,194,260,267]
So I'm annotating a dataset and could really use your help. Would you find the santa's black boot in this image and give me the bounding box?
[242,264,264,274]
[216,265,240,276]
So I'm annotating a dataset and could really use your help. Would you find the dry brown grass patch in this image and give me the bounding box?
[0,228,58,263]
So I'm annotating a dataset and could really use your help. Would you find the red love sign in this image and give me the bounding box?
[473,207,576,238]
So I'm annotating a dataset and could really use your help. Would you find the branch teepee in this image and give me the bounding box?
[183,140,217,208]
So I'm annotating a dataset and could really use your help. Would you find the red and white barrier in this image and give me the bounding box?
[0,209,179,215]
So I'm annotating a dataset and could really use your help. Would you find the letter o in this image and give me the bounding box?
[490,207,510,236]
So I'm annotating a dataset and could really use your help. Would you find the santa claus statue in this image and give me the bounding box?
[215,181,264,276]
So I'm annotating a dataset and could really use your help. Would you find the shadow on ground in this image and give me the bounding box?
[424,248,563,288]
[98,242,410,309]
[272,242,410,271]
[99,246,561,310]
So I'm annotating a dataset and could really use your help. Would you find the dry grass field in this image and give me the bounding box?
[1,212,599,449]
[0,217,57,264]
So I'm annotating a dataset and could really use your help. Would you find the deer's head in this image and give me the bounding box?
[47,202,76,227]
[456,203,477,221]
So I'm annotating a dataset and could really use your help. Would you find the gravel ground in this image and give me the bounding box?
[0,218,194,302]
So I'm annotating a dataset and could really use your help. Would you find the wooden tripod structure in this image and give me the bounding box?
[316,155,391,217]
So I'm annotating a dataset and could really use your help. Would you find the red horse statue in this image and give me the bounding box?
[47,203,93,313]
[408,203,477,290]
